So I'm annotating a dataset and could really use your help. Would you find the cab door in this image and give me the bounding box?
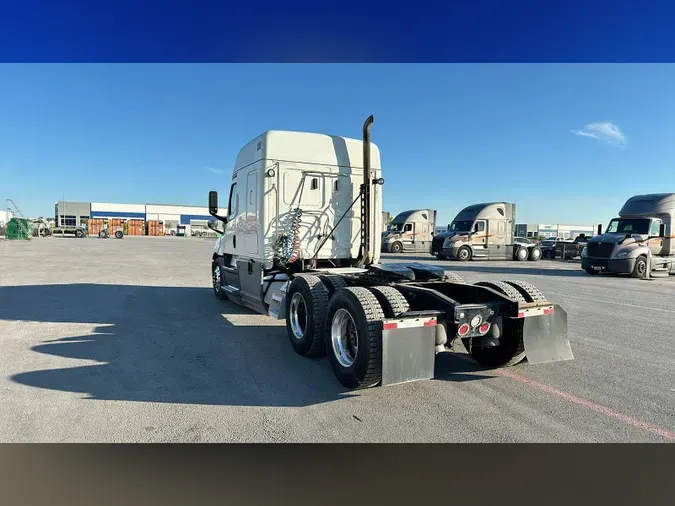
[649,219,664,255]
[402,222,413,251]
[471,220,488,257]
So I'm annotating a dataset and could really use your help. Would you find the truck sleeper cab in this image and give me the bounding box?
[208,117,573,391]
[431,202,542,262]
[381,209,437,254]
[581,193,674,278]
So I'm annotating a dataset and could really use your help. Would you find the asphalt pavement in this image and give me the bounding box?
[1,237,673,442]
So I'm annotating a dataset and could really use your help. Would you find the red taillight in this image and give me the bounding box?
[479,322,491,334]
[457,323,470,337]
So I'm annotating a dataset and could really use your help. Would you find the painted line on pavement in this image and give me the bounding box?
[494,369,675,442]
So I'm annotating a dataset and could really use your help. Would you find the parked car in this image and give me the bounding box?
[542,235,590,260]
[514,236,536,245]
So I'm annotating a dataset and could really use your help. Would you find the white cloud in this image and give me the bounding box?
[205,166,227,175]
[572,121,626,148]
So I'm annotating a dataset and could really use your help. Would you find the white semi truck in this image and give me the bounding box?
[581,193,673,278]
[208,116,573,390]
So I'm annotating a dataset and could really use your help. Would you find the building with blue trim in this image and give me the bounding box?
[55,201,225,234]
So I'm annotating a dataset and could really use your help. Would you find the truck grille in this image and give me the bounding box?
[431,236,445,252]
[587,242,614,258]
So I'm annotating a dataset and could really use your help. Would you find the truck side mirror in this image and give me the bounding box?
[597,224,603,235]
[659,223,666,237]
[209,191,219,215]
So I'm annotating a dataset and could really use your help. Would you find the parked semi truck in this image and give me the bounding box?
[431,202,542,261]
[381,209,437,253]
[208,116,573,390]
[581,193,673,278]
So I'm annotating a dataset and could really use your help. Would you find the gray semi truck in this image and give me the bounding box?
[581,193,673,278]
[381,209,437,253]
[431,202,542,261]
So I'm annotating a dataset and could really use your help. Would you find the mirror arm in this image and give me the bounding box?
[209,211,228,225]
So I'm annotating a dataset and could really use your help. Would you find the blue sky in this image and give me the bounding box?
[1,63,673,226]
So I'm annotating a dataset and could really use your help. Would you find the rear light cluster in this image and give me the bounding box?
[456,318,491,337]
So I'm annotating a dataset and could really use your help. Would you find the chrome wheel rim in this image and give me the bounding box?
[531,249,541,260]
[637,260,646,276]
[331,308,358,368]
[289,293,307,339]
[459,249,469,260]
[213,264,221,292]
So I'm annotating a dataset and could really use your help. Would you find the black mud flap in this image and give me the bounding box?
[522,304,574,365]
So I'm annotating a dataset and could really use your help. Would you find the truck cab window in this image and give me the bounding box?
[650,219,663,236]
[404,224,412,232]
[311,178,319,190]
[227,182,237,219]
[474,221,485,233]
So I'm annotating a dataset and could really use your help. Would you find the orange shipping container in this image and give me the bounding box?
[146,220,164,236]
[127,219,144,236]
[89,218,105,236]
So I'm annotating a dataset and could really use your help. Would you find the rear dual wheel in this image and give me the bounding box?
[285,275,411,389]
[528,247,542,261]
[325,287,387,389]
[465,279,548,367]
[285,275,329,357]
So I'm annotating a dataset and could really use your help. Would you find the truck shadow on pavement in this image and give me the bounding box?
[2,284,491,407]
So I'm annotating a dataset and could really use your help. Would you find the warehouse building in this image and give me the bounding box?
[0,209,13,227]
[54,201,226,236]
[515,223,595,240]
[54,201,92,227]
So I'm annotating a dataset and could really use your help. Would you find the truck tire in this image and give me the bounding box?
[503,280,548,303]
[115,230,124,239]
[368,286,410,318]
[543,249,554,259]
[390,241,403,253]
[528,246,542,261]
[443,271,465,284]
[514,247,528,261]
[286,274,329,357]
[75,229,84,238]
[212,258,228,300]
[474,280,526,304]
[318,274,348,296]
[631,255,648,279]
[457,246,471,261]
[325,287,385,389]
[464,319,526,368]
